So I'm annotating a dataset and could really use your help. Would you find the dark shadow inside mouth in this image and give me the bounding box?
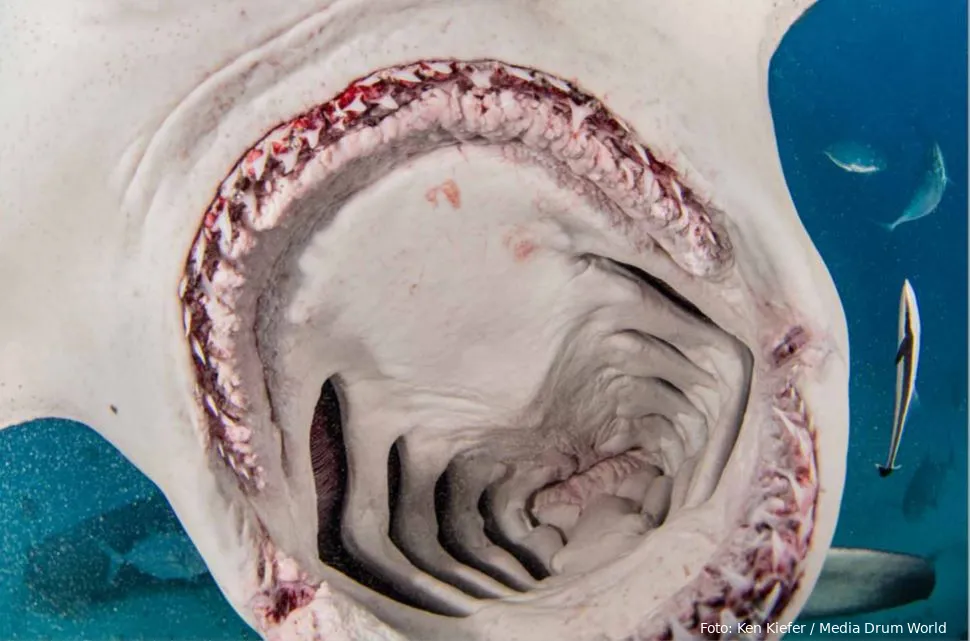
[606,258,713,325]
[310,378,438,612]
[434,473,531,593]
[478,485,552,582]
[310,379,346,561]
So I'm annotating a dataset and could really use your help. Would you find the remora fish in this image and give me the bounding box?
[99,532,209,583]
[880,142,948,231]
[823,141,886,174]
[878,279,921,476]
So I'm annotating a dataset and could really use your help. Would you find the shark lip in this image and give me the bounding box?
[178,60,823,640]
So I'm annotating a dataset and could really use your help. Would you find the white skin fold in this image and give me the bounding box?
[0,1,851,640]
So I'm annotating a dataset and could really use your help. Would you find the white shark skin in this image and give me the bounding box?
[0,1,849,639]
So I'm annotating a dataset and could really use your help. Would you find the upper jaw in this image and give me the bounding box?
[0,2,820,415]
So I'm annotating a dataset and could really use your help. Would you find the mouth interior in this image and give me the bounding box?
[180,60,817,640]
[271,144,751,620]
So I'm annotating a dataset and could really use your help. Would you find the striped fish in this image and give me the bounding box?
[877,279,921,477]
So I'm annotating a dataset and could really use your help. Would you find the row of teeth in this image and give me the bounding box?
[660,383,818,640]
[251,538,409,640]
[251,539,318,631]
[178,59,731,489]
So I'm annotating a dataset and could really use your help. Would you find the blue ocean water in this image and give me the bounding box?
[0,1,965,639]
[771,1,968,637]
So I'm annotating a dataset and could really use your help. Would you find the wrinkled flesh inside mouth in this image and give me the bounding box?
[179,60,820,639]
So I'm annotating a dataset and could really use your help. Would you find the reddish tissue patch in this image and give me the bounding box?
[503,227,537,263]
[253,582,316,627]
[771,325,809,368]
[425,179,461,209]
[513,240,536,261]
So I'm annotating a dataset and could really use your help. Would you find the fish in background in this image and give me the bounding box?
[22,494,216,619]
[877,279,921,477]
[800,548,935,619]
[823,140,887,174]
[98,531,209,583]
[902,449,956,522]
[878,142,949,232]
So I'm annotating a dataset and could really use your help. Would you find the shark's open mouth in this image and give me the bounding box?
[179,60,820,640]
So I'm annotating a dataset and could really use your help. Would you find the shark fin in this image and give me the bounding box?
[801,547,935,619]
[911,385,921,408]
[97,540,125,584]
[873,219,897,232]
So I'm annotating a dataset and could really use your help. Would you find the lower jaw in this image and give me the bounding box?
[242,377,817,641]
